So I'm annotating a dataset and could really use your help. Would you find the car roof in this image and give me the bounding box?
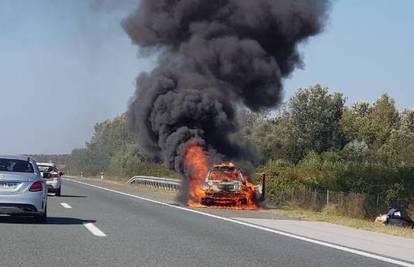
[37,162,56,167]
[0,155,31,161]
[37,162,55,166]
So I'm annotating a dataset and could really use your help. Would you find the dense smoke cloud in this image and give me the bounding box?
[123,0,330,174]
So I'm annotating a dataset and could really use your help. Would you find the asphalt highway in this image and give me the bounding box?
[0,179,405,267]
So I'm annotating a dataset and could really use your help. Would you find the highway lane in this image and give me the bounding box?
[0,180,405,267]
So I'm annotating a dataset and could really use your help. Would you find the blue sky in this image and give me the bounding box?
[0,0,413,154]
[285,0,414,106]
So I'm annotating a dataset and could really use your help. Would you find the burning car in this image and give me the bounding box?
[199,163,259,207]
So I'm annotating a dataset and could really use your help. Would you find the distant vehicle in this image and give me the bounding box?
[200,163,252,206]
[0,156,47,223]
[37,162,63,196]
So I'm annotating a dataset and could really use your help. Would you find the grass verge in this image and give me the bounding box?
[276,204,414,239]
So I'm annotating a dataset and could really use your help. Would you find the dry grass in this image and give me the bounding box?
[278,204,414,239]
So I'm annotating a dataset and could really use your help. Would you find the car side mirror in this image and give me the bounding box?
[59,172,64,176]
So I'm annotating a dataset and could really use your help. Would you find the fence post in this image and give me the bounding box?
[326,190,330,206]
[376,193,380,215]
[260,174,266,202]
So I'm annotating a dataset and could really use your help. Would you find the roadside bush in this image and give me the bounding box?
[259,151,414,218]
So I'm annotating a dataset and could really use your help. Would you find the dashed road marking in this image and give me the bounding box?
[60,203,72,209]
[83,222,106,237]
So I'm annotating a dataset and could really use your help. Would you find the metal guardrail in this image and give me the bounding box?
[127,176,181,191]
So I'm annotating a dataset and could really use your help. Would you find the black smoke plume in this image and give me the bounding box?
[123,0,330,174]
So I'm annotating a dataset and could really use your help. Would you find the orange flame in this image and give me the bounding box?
[184,143,258,210]
[184,143,209,205]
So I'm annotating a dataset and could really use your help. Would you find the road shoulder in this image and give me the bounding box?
[234,217,414,264]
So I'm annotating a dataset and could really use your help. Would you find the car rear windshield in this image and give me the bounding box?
[38,165,55,172]
[0,158,34,173]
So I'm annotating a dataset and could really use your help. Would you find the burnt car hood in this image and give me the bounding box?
[208,180,243,192]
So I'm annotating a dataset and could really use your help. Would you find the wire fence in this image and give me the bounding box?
[269,186,412,219]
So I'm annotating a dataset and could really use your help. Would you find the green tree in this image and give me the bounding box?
[288,85,346,161]
[247,113,294,161]
[378,130,414,166]
[84,114,136,175]
[65,148,90,175]
[65,114,177,179]
[401,110,414,133]
[341,94,400,148]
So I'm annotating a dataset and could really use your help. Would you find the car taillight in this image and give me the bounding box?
[29,181,43,192]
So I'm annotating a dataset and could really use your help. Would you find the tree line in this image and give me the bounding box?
[65,115,179,179]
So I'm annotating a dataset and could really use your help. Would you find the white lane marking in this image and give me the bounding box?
[83,222,106,237]
[60,203,72,209]
[65,178,414,267]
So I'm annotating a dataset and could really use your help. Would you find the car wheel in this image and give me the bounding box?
[56,187,61,196]
[201,198,213,206]
[35,207,47,224]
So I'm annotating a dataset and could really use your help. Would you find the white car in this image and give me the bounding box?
[37,163,62,196]
[0,156,48,222]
